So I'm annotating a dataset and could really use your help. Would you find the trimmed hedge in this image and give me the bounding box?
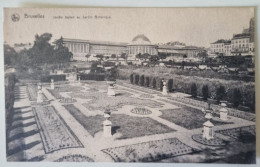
[127,72,255,112]
[41,74,66,82]
[77,73,105,81]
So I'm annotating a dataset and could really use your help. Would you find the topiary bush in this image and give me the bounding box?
[232,88,242,108]
[202,85,209,100]
[167,79,173,92]
[135,74,139,85]
[216,85,226,102]
[191,83,197,98]
[144,76,150,87]
[140,75,145,86]
[130,74,134,84]
[152,78,157,89]
[160,79,164,91]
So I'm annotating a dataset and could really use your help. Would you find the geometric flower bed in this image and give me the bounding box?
[102,138,196,162]
[192,134,226,146]
[216,125,255,143]
[27,84,47,101]
[63,104,175,139]
[54,154,94,162]
[131,107,152,115]
[139,94,154,98]
[32,106,83,153]
[159,108,232,130]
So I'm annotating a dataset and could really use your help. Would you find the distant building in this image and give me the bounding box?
[127,34,158,60]
[210,39,231,56]
[210,17,255,57]
[55,35,205,62]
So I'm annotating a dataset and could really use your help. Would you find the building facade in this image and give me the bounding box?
[210,17,255,57]
[56,34,205,62]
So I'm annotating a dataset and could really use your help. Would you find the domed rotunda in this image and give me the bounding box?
[127,34,158,60]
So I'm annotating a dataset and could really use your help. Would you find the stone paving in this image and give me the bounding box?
[6,80,256,162]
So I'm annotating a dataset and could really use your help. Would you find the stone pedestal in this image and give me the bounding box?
[103,120,112,137]
[50,79,55,90]
[107,81,116,96]
[203,120,214,140]
[103,111,112,137]
[162,80,168,95]
[37,89,44,103]
[219,103,228,121]
[78,76,81,82]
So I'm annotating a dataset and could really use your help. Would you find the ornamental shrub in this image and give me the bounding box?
[232,88,242,108]
[167,79,173,92]
[144,76,150,87]
[140,75,145,86]
[191,83,197,98]
[152,78,156,89]
[216,85,226,101]
[130,74,133,84]
[134,74,139,85]
[202,85,209,100]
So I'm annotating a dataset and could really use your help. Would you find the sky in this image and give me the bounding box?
[4,7,255,48]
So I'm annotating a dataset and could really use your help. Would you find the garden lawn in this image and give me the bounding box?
[159,107,232,130]
[64,104,175,139]
[111,114,175,139]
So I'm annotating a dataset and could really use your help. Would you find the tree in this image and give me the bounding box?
[150,55,159,64]
[120,53,127,60]
[4,44,17,66]
[202,85,209,100]
[142,53,150,61]
[191,83,197,98]
[216,85,226,102]
[135,53,142,60]
[111,54,116,59]
[232,88,242,107]
[96,54,104,62]
[85,54,91,62]
[29,33,54,64]
[158,53,167,61]
[53,36,73,64]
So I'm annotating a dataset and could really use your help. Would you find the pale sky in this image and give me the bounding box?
[4,7,255,48]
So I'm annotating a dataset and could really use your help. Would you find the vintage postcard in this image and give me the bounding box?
[4,8,256,163]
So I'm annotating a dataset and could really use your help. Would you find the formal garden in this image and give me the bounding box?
[4,33,256,163]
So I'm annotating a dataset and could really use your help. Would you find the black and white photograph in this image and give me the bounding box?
[3,7,256,163]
